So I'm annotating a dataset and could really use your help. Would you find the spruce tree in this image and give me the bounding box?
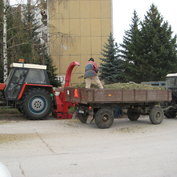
[139,4,177,81]
[44,55,61,87]
[100,33,126,84]
[120,10,143,82]
[22,0,43,63]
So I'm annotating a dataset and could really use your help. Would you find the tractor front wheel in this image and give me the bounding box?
[22,88,52,120]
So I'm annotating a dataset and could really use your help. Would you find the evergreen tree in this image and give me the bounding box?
[139,4,177,81]
[100,33,126,84]
[44,54,61,87]
[22,0,43,63]
[120,5,177,82]
[120,10,143,82]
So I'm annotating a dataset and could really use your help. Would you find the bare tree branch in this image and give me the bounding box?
[7,42,30,49]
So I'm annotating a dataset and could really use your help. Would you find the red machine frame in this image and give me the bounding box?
[53,61,80,119]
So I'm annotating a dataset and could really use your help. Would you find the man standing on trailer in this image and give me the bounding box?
[84,58,103,89]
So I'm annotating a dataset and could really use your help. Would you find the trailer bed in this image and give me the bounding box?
[65,88,172,104]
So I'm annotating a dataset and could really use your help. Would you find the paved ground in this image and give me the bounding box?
[0,113,177,177]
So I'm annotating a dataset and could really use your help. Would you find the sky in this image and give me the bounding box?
[9,0,177,44]
[113,0,177,44]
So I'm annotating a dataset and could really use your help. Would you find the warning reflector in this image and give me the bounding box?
[74,89,79,98]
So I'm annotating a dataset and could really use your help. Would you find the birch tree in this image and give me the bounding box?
[3,0,8,82]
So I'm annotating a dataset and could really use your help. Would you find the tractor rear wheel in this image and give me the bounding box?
[22,88,52,120]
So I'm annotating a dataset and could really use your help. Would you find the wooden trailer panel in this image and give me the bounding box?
[65,88,171,104]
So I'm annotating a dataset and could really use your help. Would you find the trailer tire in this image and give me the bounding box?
[17,106,23,113]
[22,88,52,120]
[149,106,164,124]
[127,108,140,121]
[164,108,176,119]
[77,113,88,123]
[95,108,114,129]
[16,103,23,113]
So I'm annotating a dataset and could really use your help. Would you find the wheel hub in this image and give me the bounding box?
[103,115,109,121]
[31,98,45,112]
[156,112,161,120]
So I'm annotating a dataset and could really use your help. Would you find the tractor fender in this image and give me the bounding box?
[17,83,53,100]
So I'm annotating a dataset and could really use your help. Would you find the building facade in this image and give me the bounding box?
[47,0,112,85]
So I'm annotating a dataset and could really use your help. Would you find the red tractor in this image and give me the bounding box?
[0,61,80,120]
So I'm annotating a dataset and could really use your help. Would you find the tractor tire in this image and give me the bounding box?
[95,108,114,129]
[149,106,164,124]
[22,88,52,120]
[127,108,140,121]
[77,113,88,123]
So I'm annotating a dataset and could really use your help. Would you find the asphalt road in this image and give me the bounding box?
[0,114,177,177]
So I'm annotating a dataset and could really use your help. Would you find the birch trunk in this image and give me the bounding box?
[3,0,8,82]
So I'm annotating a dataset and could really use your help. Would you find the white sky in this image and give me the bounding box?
[10,0,177,44]
[113,0,177,44]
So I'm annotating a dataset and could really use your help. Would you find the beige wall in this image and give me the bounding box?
[48,0,112,85]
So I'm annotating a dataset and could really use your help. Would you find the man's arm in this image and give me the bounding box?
[93,62,98,73]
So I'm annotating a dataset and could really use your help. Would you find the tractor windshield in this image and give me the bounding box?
[25,69,49,84]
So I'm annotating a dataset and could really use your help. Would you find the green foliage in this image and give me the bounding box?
[120,5,177,82]
[22,2,43,63]
[44,55,61,87]
[100,33,126,84]
[139,4,177,81]
[120,10,143,82]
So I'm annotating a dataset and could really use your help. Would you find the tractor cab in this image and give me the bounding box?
[166,73,177,104]
[166,73,177,90]
[2,63,50,101]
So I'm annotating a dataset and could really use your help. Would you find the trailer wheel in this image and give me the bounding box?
[22,88,52,120]
[77,113,88,123]
[164,108,176,119]
[127,108,140,121]
[149,106,164,124]
[95,108,114,129]
[17,106,23,113]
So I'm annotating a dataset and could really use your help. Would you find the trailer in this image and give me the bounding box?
[65,88,172,128]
